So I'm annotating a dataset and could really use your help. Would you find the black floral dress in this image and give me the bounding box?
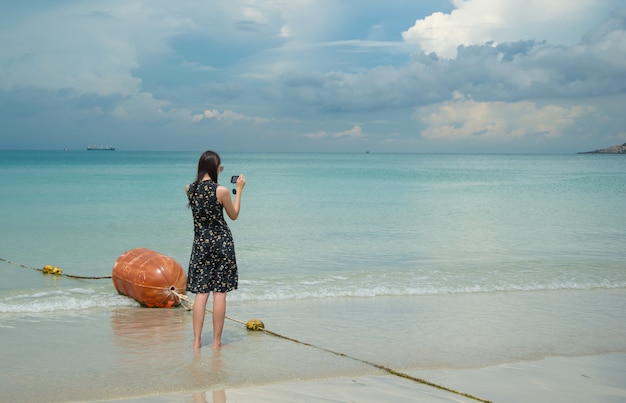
[186,180,238,294]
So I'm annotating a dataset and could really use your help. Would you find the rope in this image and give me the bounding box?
[175,291,493,403]
[258,327,492,402]
[0,257,112,280]
[171,290,192,310]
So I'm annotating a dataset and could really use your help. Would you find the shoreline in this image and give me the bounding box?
[106,354,626,403]
[2,289,625,402]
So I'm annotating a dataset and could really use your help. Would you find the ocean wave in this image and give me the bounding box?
[231,278,626,301]
[1,276,624,312]
[0,286,138,313]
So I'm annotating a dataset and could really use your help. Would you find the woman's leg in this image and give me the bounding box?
[212,292,227,348]
[192,293,209,348]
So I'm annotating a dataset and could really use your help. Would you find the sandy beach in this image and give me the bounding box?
[109,354,626,403]
[2,290,625,402]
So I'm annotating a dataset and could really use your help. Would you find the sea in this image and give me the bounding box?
[1,150,625,401]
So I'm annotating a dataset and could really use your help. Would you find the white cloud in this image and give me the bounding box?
[304,125,364,139]
[402,0,620,58]
[416,93,594,140]
[336,125,364,138]
[192,108,269,124]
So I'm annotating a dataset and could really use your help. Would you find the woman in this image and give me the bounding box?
[186,150,245,349]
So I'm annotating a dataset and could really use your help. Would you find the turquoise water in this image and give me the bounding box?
[1,151,625,401]
[0,150,625,308]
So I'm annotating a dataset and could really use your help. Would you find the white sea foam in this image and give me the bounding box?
[0,286,137,313]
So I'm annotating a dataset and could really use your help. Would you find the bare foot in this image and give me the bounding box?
[193,341,202,349]
[212,342,224,349]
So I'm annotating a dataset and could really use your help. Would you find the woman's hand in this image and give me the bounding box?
[235,174,246,192]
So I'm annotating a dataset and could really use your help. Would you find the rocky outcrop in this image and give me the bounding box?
[578,143,626,154]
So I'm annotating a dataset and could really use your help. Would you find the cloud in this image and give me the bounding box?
[112,92,194,123]
[192,108,269,125]
[1,1,625,152]
[415,93,595,141]
[273,12,626,115]
[402,0,621,58]
[0,3,170,95]
[304,125,364,139]
[336,125,364,138]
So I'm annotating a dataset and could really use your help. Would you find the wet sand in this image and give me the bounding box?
[1,290,625,402]
[110,354,626,403]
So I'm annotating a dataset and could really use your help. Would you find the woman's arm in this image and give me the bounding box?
[217,175,245,220]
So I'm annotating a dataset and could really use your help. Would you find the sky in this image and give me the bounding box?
[1,0,625,153]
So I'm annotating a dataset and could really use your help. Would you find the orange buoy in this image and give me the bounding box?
[112,248,187,308]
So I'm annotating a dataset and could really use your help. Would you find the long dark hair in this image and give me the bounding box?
[187,150,221,207]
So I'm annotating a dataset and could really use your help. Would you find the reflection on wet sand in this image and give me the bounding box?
[109,306,232,398]
[111,307,188,352]
[193,347,226,402]
[109,307,196,395]
[193,389,226,403]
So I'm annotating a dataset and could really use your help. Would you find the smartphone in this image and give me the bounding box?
[230,175,239,184]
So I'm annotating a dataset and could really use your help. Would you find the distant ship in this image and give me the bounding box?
[87,144,115,151]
